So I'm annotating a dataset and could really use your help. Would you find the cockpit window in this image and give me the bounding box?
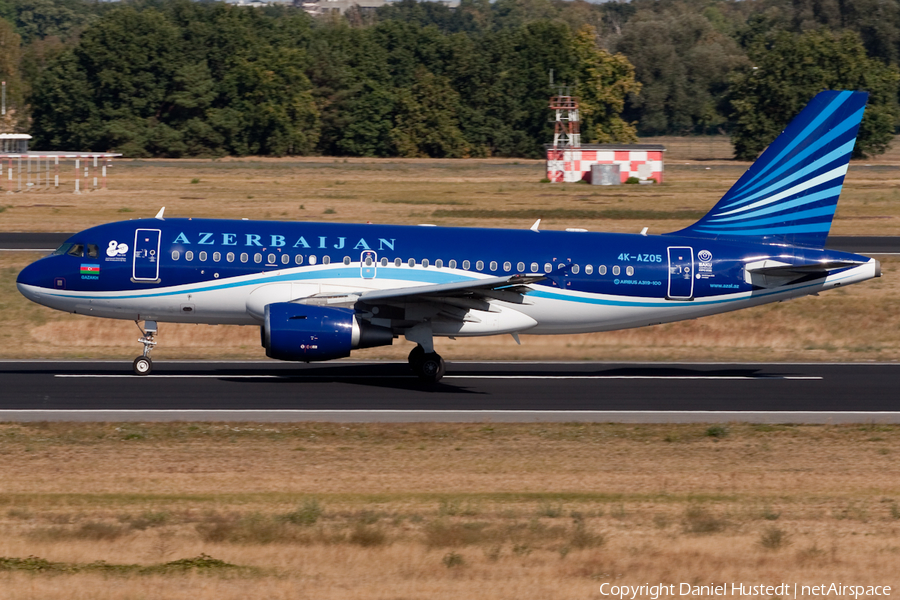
[53,243,73,256]
[67,244,84,257]
[87,244,99,259]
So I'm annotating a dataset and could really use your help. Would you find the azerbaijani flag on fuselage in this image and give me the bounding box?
[80,264,100,275]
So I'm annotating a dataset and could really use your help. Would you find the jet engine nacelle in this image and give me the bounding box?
[263,302,393,362]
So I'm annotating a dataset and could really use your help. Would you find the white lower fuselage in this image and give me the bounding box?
[17,259,880,336]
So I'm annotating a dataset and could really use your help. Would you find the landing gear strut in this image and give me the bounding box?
[408,345,445,383]
[133,320,158,376]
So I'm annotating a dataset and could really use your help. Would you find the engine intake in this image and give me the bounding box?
[263,302,393,362]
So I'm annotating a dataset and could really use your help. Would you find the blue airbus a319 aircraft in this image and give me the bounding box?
[17,90,881,382]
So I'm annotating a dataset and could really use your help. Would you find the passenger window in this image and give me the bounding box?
[309,255,317,265]
[186,251,194,261]
[365,257,373,266]
[267,253,276,264]
[394,258,402,267]
[585,265,593,275]
[489,261,497,271]
[572,264,580,274]
[598,265,606,275]
[227,252,235,263]
[381,258,388,267]
[626,266,634,276]
[435,259,443,268]
[408,258,416,267]
[281,254,289,265]
[544,263,552,273]
[172,251,180,261]
[240,253,248,263]
[422,259,429,268]
[612,265,620,276]
[343,256,351,265]
[213,252,221,262]
[463,260,470,270]
[449,260,457,269]
[503,261,511,272]
[87,244,99,259]
[323,256,331,265]
[530,262,539,273]
[517,262,525,272]
[67,244,84,257]
[295,255,303,265]
[254,253,262,264]
[199,251,207,262]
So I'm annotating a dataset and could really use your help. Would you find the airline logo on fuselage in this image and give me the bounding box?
[170,232,396,252]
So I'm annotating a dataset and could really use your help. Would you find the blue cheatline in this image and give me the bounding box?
[670,90,869,248]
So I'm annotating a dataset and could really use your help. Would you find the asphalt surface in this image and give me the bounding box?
[2,234,900,254]
[0,361,897,422]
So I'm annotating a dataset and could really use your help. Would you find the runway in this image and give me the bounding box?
[2,234,900,254]
[0,360,898,423]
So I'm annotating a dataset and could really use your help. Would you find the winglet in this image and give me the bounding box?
[530,219,541,232]
[155,207,166,220]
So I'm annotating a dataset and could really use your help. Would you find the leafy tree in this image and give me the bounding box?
[729,29,900,159]
[572,25,640,143]
[0,16,24,127]
[613,11,746,135]
[1,0,104,43]
[30,4,319,156]
[390,67,468,157]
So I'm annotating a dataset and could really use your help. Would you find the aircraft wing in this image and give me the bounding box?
[298,273,546,310]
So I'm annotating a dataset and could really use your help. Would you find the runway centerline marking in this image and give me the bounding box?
[54,374,823,381]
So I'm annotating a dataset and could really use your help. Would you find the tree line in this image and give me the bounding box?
[0,0,899,159]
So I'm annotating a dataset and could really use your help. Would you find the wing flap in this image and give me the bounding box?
[297,273,546,308]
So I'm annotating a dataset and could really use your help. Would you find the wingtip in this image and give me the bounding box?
[155,207,166,220]
[530,219,541,232]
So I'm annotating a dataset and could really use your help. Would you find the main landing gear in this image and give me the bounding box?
[133,320,158,376]
[408,345,445,383]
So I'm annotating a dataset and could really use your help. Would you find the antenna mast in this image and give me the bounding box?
[547,85,581,182]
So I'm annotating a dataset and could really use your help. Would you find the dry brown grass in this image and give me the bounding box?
[0,422,898,598]
[2,142,899,362]
[1,137,900,236]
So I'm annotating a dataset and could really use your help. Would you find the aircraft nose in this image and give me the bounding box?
[16,258,55,299]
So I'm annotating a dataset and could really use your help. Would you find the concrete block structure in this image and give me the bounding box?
[546,144,666,183]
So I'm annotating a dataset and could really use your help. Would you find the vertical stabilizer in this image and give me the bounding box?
[670,90,868,248]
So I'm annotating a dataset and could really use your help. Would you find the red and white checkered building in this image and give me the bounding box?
[546,144,666,183]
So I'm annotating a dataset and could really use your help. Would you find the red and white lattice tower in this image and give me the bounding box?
[548,87,581,183]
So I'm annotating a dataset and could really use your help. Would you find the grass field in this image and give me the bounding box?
[1,141,898,596]
[0,422,897,598]
[1,137,899,362]
[1,135,900,236]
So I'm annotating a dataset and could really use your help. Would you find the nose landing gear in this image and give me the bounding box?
[133,320,158,376]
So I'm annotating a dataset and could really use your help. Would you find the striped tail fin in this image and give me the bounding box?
[670,90,868,248]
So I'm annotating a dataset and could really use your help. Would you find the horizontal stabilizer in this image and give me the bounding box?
[743,258,866,288]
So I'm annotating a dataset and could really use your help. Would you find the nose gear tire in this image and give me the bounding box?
[133,356,152,376]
